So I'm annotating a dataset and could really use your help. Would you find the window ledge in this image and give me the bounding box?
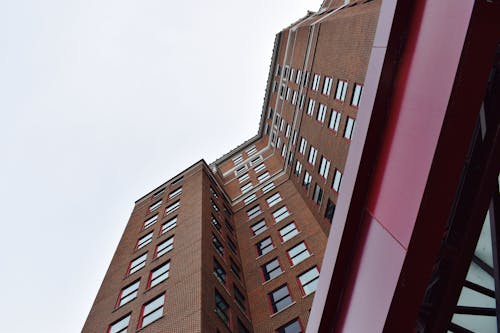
[262,272,284,286]
[270,301,296,318]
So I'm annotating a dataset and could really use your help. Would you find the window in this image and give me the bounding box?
[277,137,282,149]
[160,216,177,235]
[168,187,182,199]
[272,206,290,223]
[277,318,303,333]
[332,169,342,192]
[313,183,323,205]
[234,285,246,311]
[317,104,327,123]
[276,64,281,76]
[155,236,174,258]
[286,124,291,138]
[291,90,298,105]
[262,258,282,281]
[128,253,147,276]
[235,165,247,176]
[269,285,293,313]
[233,155,243,164]
[256,236,274,256]
[285,87,291,100]
[238,174,250,184]
[212,234,224,257]
[279,222,299,242]
[247,205,262,220]
[243,194,257,205]
[227,237,237,254]
[344,117,355,140]
[335,79,348,101]
[273,81,278,93]
[238,319,250,333]
[251,219,267,236]
[215,290,230,326]
[279,85,285,99]
[289,68,295,82]
[171,176,183,186]
[225,219,234,234]
[287,242,311,265]
[211,215,222,232]
[211,199,220,212]
[302,71,310,87]
[308,146,318,166]
[295,70,302,84]
[241,182,253,193]
[262,182,275,193]
[283,65,289,79]
[152,188,165,199]
[328,110,341,132]
[143,214,158,230]
[165,200,179,215]
[294,161,302,177]
[299,94,305,110]
[351,83,363,107]
[319,157,330,179]
[299,137,307,155]
[298,266,320,295]
[214,258,227,285]
[266,192,282,207]
[136,232,153,250]
[246,146,257,155]
[303,171,312,189]
[288,151,294,166]
[281,144,287,158]
[250,155,262,166]
[148,261,170,288]
[108,314,130,333]
[210,186,219,198]
[138,294,165,329]
[149,200,162,212]
[311,73,320,91]
[257,172,270,182]
[116,280,140,308]
[322,76,333,95]
[325,199,336,222]
[254,163,265,173]
[230,258,242,280]
[306,98,316,116]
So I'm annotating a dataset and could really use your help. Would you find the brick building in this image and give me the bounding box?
[83,0,500,332]
[82,0,382,332]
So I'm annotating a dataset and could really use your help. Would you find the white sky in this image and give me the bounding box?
[0,0,322,332]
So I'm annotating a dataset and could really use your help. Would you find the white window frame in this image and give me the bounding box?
[307,99,316,116]
[329,110,341,133]
[335,80,348,101]
[351,83,363,107]
[317,104,327,123]
[266,192,282,207]
[333,169,342,192]
[312,73,321,91]
[322,76,333,95]
[308,146,318,166]
[344,117,355,140]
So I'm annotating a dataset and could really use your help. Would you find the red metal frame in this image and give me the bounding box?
[137,293,165,329]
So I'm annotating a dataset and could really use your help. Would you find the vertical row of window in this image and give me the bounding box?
[108,180,183,332]
[209,185,251,333]
[243,188,319,324]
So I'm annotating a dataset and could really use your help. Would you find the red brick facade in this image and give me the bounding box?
[82,1,381,332]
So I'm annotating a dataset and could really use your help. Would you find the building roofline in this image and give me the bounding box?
[134,159,208,204]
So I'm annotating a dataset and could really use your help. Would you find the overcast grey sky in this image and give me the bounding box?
[0,0,322,332]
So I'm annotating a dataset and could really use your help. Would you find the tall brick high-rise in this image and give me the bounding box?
[81,0,495,331]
